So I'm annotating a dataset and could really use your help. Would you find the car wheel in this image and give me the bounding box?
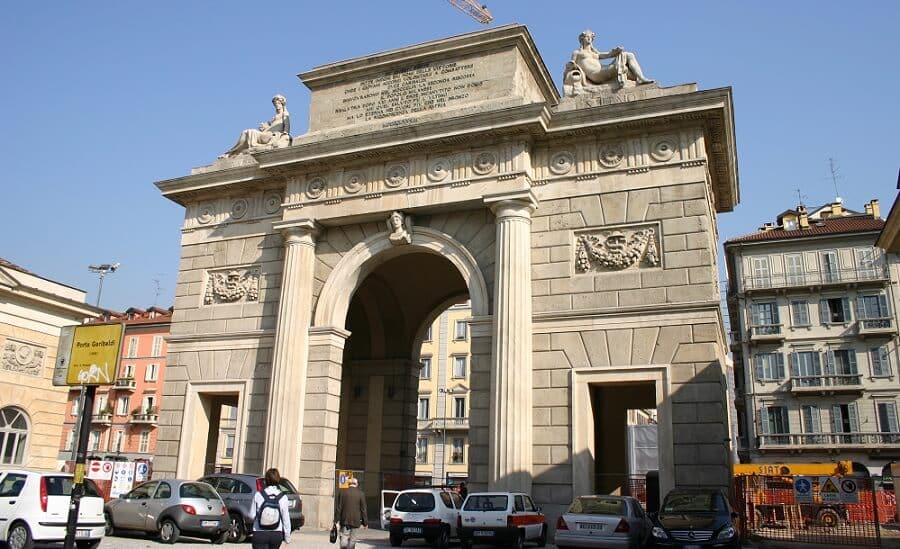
[817,508,841,528]
[227,513,247,543]
[390,533,403,547]
[7,522,33,549]
[537,525,547,548]
[159,519,181,544]
[212,530,229,545]
[76,540,102,549]
[436,526,450,549]
[104,512,117,536]
[510,531,524,549]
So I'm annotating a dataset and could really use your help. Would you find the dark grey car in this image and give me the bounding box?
[104,479,228,544]
[199,473,303,543]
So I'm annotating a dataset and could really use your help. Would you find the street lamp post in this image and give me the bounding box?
[88,262,120,308]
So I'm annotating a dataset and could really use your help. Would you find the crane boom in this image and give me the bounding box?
[446,0,493,24]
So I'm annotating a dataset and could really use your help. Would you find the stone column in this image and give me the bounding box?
[485,191,537,493]
[264,219,319,483]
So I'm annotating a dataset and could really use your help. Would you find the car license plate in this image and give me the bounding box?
[76,529,91,538]
[684,545,701,549]
[579,523,603,530]
[201,520,219,527]
[474,530,494,537]
[403,527,422,534]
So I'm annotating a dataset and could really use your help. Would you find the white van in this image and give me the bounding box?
[458,492,547,549]
[382,488,463,548]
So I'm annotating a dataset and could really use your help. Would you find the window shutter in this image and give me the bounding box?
[848,403,860,432]
[857,296,867,320]
[811,406,822,433]
[825,351,835,375]
[754,354,764,381]
[758,406,769,435]
[879,294,890,317]
[847,351,858,375]
[751,304,761,327]
[886,403,899,433]
[772,304,780,324]
[819,300,829,324]
[880,347,891,376]
[842,297,851,321]
[831,405,842,433]
[775,353,785,379]
[790,353,799,378]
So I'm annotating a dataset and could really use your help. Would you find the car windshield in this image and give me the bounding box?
[394,492,436,512]
[45,477,102,498]
[181,482,218,499]
[463,495,508,511]
[662,492,721,513]
[569,497,625,515]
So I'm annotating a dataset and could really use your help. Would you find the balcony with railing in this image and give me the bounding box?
[857,317,897,338]
[759,432,900,450]
[749,324,784,342]
[131,409,159,425]
[742,266,888,293]
[788,374,863,394]
[92,412,113,426]
[113,377,137,391]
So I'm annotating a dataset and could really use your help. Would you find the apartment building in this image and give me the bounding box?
[59,306,172,464]
[415,303,470,486]
[725,199,899,475]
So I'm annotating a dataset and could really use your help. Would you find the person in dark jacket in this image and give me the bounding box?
[335,477,367,549]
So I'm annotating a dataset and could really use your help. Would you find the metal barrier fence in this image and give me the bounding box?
[734,474,887,546]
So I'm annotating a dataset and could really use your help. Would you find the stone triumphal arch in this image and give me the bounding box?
[156,25,739,527]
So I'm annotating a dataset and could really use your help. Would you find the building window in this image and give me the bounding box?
[785,254,804,285]
[71,397,81,418]
[790,351,822,386]
[452,356,467,378]
[790,300,810,327]
[820,251,839,282]
[819,297,850,324]
[145,364,158,382]
[759,405,789,444]
[750,302,780,334]
[420,357,432,380]
[451,438,465,464]
[138,430,150,453]
[126,337,139,358]
[122,364,135,379]
[856,247,877,279]
[871,346,892,377]
[750,257,771,288]
[877,402,900,443]
[416,437,428,464]
[754,352,784,381]
[454,320,467,340]
[418,398,430,419]
[112,430,124,453]
[801,405,823,443]
[783,218,798,231]
[151,336,164,357]
[142,396,156,414]
[117,396,131,416]
[88,430,101,452]
[65,429,75,452]
[831,403,860,442]
[858,294,891,326]
[423,325,433,342]
[454,397,466,418]
[94,395,108,415]
[825,350,858,383]
[224,434,235,458]
[0,408,29,465]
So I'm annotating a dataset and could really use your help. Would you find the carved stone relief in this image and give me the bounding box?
[2,339,45,377]
[549,152,575,175]
[204,267,261,305]
[472,151,496,175]
[187,191,283,230]
[386,211,413,246]
[575,224,661,273]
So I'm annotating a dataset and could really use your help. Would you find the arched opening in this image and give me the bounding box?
[0,406,30,465]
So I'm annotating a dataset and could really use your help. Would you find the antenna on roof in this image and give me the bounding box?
[152,274,165,307]
[828,157,843,203]
[794,188,807,208]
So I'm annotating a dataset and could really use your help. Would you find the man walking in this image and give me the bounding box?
[335,477,367,549]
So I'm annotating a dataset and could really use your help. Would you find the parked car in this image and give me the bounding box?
[382,487,463,548]
[0,469,106,549]
[199,473,304,542]
[104,479,228,544]
[555,495,651,549]
[458,492,547,549]
[649,488,740,548]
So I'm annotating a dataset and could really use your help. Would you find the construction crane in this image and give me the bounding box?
[446,0,493,24]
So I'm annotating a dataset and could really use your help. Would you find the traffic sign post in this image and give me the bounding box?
[839,478,859,504]
[63,385,95,549]
[794,476,813,503]
[819,476,841,503]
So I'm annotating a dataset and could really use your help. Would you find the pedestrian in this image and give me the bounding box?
[250,468,292,549]
[458,481,468,500]
[335,477,367,549]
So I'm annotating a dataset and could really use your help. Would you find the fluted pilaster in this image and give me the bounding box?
[486,192,536,492]
[264,219,319,482]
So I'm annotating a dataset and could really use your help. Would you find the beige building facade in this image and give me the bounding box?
[726,200,900,475]
[0,258,100,470]
[154,25,739,527]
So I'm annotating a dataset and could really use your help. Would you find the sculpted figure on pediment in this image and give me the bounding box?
[220,94,292,158]
[564,30,654,97]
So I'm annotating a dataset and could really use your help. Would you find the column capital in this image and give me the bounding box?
[273,219,320,245]
[484,190,538,220]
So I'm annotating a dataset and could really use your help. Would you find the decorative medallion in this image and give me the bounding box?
[472,151,496,175]
[385,165,408,188]
[2,340,45,377]
[197,204,215,224]
[575,225,661,272]
[549,152,575,175]
[306,177,327,199]
[343,171,366,194]
[204,267,261,305]
[263,193,282,214]
[598,142,625,168]
[427,157,451,182]
[650,137,677,162]
[230,198,249,220]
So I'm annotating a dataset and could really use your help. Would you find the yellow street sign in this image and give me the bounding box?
[338,470,355,489]
[66,324,124,385]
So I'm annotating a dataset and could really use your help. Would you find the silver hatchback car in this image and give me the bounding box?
[554,495,651,549]
[104,479,228,544]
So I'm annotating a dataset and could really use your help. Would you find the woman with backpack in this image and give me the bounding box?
[250,468,292,549]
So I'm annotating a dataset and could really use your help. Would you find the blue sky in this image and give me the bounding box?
[1,1,898,311]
